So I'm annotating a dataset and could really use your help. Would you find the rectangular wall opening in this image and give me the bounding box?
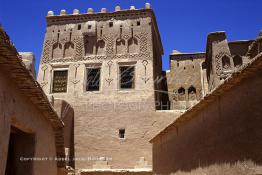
[119,66,135,89]
[86,68,101,91]
[119,129,125,139]
[52,70,68,93]
[5,126,35,175]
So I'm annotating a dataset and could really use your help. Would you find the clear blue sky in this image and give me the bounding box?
[1,0,262,72]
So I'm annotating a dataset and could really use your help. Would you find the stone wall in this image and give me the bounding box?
[152,71,262,175]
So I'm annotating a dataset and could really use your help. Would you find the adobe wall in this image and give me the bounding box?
[167,53,206,110]
[70,103,180,170]
[38,9,164,109]
[37,7,172,171]
[54,99,75,168]
[206,32,252,92]
[0,68,58,175]
[80,170,152,175]
[152,72,262,175]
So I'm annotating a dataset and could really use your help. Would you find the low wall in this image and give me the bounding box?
[152,73,262,174]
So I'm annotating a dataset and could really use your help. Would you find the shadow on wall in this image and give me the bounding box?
[153,73,262,175]
[54,99,75,168]
[5,127,35,175]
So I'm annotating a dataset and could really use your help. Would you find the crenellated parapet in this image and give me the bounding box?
[46,3,151,17]
[40,3,162,65]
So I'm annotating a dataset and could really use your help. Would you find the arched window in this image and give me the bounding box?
[222,55,231,70]
[84,36,96,56]
[178,87,186,101]
[52,42,63,59]
[116,39,126,54]
[233,55,243,68]
[188,86,197,100]
[96,40,105,55]
[128,37,139,54]
[63,42,74,58]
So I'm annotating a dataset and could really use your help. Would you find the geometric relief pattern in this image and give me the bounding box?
[42,40,56,63]
[128,37,139,54]
[215,52,230,76]
[42,31,151,63]
[142,60,149,83]
[135,32,148,53]
[45,52,151,63]
[103,35,115,55]
[73,37,84,61]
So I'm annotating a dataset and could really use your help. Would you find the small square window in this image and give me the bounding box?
[88,25,92,29]
[109,22,113,27]
[119,66,135,89]
[137,21,141,26]
[86,68,101,91]
[119,129,125,139]
[52,70,68,93]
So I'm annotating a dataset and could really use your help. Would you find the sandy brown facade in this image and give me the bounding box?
[37,4,177,174]
[167,51,207,110]
[151,31,262,175]
[0,27,67,175]
[1,3,261,175]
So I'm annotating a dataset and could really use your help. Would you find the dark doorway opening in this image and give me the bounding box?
[5,126,35,175]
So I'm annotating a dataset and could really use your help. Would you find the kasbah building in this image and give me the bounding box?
[0,3,262,175]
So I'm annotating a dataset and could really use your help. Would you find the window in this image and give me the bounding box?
[78,24,81,30]
[233,55,243,68]
[178,87,186,101]
[119,129,125,139]
[109,22,113,27]
[137,21,141,26]
[222,55,231,69]
[188,86,197,100]
[52,70,68,93]
[120,66,135,89]
[178,87,185,95]
[88,25,92,29]
[86,68,101,91]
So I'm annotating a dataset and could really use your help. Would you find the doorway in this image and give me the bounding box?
[5,126,35,175]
